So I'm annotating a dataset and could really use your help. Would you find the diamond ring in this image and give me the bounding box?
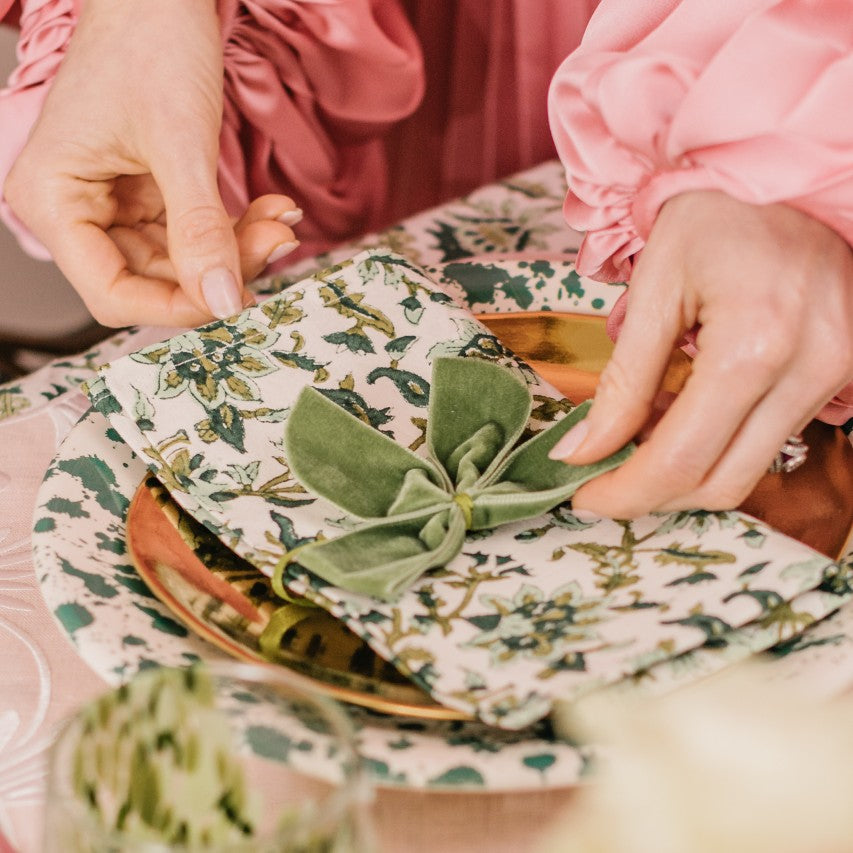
[768,434,808,474]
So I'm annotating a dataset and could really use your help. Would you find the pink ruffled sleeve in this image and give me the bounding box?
[0,0,423,261]
[548,0,853,425]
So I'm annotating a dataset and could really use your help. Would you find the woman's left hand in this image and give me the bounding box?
[550,190,853,518]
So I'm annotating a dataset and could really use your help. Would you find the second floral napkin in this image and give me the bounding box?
[86,250,846,729]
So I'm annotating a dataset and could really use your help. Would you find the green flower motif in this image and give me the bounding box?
[466,581,605,667]
[132,319,280,410]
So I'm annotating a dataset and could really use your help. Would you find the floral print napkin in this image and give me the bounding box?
[86,249,847,729]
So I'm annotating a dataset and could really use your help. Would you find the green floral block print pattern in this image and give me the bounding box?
[33,409,592,791]
[31,409,853,790]
[256,161,591,298]
[86,249,851,730]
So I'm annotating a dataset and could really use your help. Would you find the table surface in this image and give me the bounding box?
[2,161,852,852]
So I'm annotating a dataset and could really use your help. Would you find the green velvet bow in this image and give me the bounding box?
[280,357,632,601]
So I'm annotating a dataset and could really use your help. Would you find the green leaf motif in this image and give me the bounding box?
[666,571,718,586]
[244,725,297,762]
[322,330,375,354]
[426,220,468,262]
[429,766,486,787]
[457,333,512,360]
[195,403,246,452]
[45,497,90,519]
[271,512,314,551]
[225,461,260,487]
[738,561,770,578]
[271,350,329,374]
[560,269,585,299]
[86,377,122,415]
[60,557,119,598]
[95,532,126,555]
[466,614,501,632]
[319,279,395,337]
[769,632,846,658]
[366,367,430,407]
[739,528,766,549]
[522,753,557,774]
[132,603,189,637]
[655,544,737,570]
[722,589,784,612]
[441,262,533,310]
[265,494,315,509]
[400,295,424,324]
[317,387,392,431]
[132,387,156,430]
[55,602,94,635]
[385,335,417,355]
[55,456,130,519]
[663,613,733,648]
[817,561,853,597]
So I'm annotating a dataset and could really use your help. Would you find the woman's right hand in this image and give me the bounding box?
[4,0,300,328]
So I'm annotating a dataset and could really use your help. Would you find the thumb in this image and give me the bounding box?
[155,153,244,321]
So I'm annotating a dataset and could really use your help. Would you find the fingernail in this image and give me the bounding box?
[265,240,300,265]
[277,208,303,226]
[548,420,590,461]
[572,508,601,523]
[201,267,243,319]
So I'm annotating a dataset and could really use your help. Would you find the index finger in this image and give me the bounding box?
[571,316,793,518]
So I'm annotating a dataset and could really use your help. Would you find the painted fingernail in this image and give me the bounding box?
[265,240,300,265]
[548,420,590,461]
[572,508,601,523]
[201,267,243,319]
[277,208,303,226]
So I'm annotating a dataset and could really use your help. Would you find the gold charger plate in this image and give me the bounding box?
[126,479,466,720]
[126,312,853,721]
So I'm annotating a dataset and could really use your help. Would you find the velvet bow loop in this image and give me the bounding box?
[281,357,632,600]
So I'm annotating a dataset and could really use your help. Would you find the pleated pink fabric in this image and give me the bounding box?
[384,0,600,221]
[217,0,424,258]
[549,0,853,424]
